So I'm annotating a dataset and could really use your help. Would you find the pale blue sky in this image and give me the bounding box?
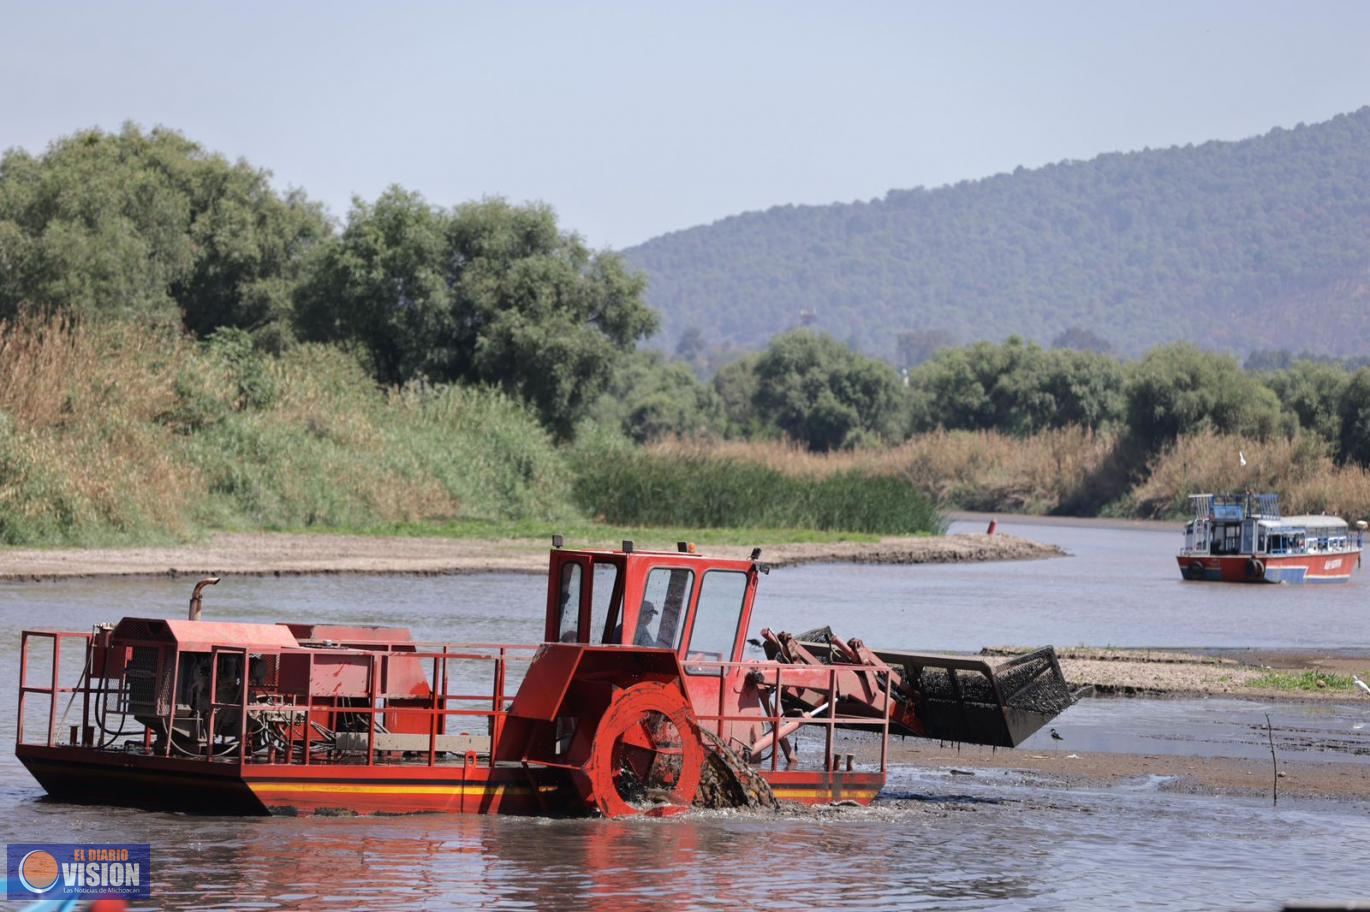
[2,1,1368,249]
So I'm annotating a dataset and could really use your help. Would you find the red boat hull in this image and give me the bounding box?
[1177,552,1360,584]
[17,744,883,817]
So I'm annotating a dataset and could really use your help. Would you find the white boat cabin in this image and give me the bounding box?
[1181,493,1358,558]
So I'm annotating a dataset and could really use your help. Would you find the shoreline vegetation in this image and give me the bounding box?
[6,127,1370,555]
[6,316,1370,552]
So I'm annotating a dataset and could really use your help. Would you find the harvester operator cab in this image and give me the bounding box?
[544,540,761,669]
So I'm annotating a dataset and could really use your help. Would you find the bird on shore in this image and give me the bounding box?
[1049,728,1063,741]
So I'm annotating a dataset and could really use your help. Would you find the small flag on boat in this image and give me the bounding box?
[1239,451,1247,467]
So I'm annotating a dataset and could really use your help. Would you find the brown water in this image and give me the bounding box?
[3,522,1370,910]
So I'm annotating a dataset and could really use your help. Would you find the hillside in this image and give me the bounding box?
[623,108,1370,361]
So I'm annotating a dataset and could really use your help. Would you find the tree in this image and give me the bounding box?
[1244,349,1295,372]
[675,326,706,361]
[751,330,905,451]
[295,189,657,437]
[713,354,764,438]
[0,124,327,346]
[907,338,1123,435]
[1124,343,1282,452]
[895,328,957,369]
[586,351,726,444]
[1050,326,1113,354]
[1261,360,1350,441]
[1337,368,1370,466]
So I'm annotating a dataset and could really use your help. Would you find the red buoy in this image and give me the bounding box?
[987,519,997,535]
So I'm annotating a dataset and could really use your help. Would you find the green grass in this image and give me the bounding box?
[1245,670,1359,692]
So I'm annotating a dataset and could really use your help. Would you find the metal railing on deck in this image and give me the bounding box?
[206,643,541,768]
[17,630,94,748]
[685,657,893,774]
[18,633,893,776]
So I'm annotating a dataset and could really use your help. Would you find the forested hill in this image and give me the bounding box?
[623,108,1370,361]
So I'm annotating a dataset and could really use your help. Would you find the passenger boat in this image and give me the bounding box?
[1178,493,1365,584]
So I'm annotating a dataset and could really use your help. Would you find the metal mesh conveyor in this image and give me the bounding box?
[874,647,1075,747]
[785,628,1078,749]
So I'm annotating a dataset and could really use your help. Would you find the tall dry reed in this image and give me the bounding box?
[647,428,1116,513]
[0,314,574,544]
[0,314,202,541]
[1133,431,1370,521]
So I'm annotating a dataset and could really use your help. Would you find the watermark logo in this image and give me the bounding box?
[7,843,151,901]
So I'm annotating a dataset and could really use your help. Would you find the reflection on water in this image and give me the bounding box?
[11,779,1367,911]
[2,522,1369,909]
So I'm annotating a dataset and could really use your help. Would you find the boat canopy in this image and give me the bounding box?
[1189,493,1281,521]
[1280,515,1348,530]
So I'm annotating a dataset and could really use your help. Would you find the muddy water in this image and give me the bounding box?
[3,522,1370,909]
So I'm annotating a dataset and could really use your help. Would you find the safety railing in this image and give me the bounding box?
[18,631,895,777]
[203,643,541,768]
[17,630,94,748]
[683,656,894,775]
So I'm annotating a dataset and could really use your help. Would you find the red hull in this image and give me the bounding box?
[1177,551,1360,584]
[18,744,883,816]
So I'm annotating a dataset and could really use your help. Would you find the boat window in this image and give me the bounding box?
[590,561,622,645]
[637,568,693,649]
[555,563,581,643]
[1211,524,1242,555]
[684,571,748,675]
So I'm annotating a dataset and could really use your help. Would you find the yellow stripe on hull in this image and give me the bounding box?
[770,787,880,801]
[249,782,532,797]
[250,782,875,802]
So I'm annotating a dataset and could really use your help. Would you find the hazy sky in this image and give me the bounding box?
[3,1,1368,249]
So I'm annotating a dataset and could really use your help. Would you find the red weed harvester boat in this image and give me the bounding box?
[16,540,1077,818]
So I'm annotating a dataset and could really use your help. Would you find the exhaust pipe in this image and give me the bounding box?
[189,577,220,621]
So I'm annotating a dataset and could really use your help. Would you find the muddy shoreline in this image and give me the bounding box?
[0,530,1063,582]
[891,740,1370,803]
[890,645,1370,802]
[989,645,1370,700]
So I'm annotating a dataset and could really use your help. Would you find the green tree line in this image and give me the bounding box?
[599,329,1370,471]
[9,123,1370,483]
[0,125,655,439]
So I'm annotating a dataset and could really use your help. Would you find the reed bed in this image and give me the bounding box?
[645,430,1370,522]
[1132,431,1370,521]
[570,442,941,535]
[0,315,203,542]
[646,429,1115,515]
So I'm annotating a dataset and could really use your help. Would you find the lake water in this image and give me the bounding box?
[2,521,1368,910]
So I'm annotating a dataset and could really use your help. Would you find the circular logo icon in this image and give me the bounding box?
[18,849,60,894]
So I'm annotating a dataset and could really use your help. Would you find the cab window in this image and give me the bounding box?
[591,561,622,644]
[555,563,581,642]
[684,570,747,674]
[636,568,694,649]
